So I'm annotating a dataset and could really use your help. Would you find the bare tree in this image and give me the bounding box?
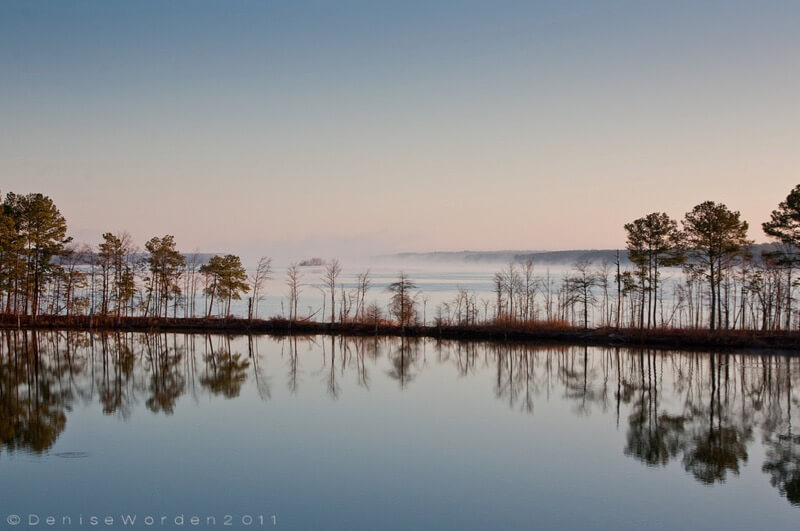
[493,272,504,320]
[614,251,622,329]
[387,272,417,328]
[324,258,342,323]
[543,269,554,321]
[597,259,611,327]
[339,286,354,322]
[481,297,491,322]
[286,263,302,321]
[355,270,372,321]
[522,258,537,321]
[185,250,201,318]
[502,262,521,321]
[565,257,600,330]
[250,256,272,319]
[60,243,91,317]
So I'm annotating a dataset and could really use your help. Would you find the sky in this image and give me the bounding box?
[1,0,799,261]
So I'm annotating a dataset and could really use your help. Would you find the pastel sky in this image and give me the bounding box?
[2,1,798,259]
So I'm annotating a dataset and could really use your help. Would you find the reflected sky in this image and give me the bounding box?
[1,331,798,529]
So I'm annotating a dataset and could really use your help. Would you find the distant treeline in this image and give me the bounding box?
[388,249,630,264]
[389,244,782,266]
[1,186,799,334]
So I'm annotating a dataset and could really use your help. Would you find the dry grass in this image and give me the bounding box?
[1,313,798,350]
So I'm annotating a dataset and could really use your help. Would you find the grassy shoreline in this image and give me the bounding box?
[2,313,799,351]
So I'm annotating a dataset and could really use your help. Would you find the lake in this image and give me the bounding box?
[1,331,798,530]
[202,261,619,324]
[201,261,528,321]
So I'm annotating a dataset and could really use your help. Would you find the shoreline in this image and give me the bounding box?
[1,314,799,352]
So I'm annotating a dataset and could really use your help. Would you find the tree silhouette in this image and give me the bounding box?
[762,184,800,329]
[682,202,751,330]
[324,259,342,323]
[199,254,249,317]
[2,193,71,317]
[625,212,683,328]
[387,272,417,327]
[249,256,272,319]
[564,258,599,330]
[144,235,185,318]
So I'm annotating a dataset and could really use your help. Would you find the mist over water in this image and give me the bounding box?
[241,260,516,321]
[216,259,682,326]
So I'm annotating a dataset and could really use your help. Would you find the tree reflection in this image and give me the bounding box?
[760,355,800,506]
[625,406,686,467]
[200,347,250,399]
[680,354,752,484]
[622,351,752,483]
[323,336,341,400]
[97,334,136,418]
[286,336,300,394]
[1,329,799,510]
[249,335,272,401]
[681,416,750,484]
[763,431,800,505]
[144,334,185,414]
[386,336,418,389]
[0,331,68,454]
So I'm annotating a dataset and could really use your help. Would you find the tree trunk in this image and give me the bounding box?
[709,258,716,331]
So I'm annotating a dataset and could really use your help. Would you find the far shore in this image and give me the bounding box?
[2,313,799,352]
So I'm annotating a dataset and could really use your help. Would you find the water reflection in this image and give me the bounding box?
[0,330,798,508]
[0,332,69,454]
[621,351,754,485]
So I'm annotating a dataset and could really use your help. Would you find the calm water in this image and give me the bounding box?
[205,262,517,321]
[1,331,798,530]
[191,262,603,321]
